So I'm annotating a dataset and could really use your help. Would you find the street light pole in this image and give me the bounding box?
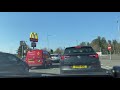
[22,41,27,58]
[47,34,55,51]
[22,45,24,58]
[47,34,49,51]
[117,19,120,41]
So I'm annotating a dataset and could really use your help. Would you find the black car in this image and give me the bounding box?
[60,46,101,74]
[0,52,29,75]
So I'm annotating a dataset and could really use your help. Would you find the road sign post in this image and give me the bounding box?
[108,45,111,60]
[31,42,36,49]
[20,41,26,58]
[110,50,111,60]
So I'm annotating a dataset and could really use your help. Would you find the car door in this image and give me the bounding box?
[0,54,25,75]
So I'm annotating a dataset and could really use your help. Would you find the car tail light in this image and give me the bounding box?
[75,46,81,48]
[61,55,70,60]
[89,54,99,58]
[61,56,65,60]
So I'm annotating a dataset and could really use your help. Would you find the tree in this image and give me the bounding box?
[91,43,100,52]
[87,42,90,46]
[91,38,100,52]
[101,37,107,54]
[80,42,86,46]
[112,40,118,54]
[97,36,102,52]
[90,36,107,53]
[17,41,31,58]
[117,43,120,54]
[108,40,112,45]
[43,47,48,51]
[50,49,54,54]
[54,47,64,54]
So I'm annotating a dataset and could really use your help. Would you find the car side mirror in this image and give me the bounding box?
[111,66,120,78]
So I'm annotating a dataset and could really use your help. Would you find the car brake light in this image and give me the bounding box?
[65,56,70,58]
[95,54,99,58]
[61,56,64,60]
[89,54,99,58]
[75,46,81,48]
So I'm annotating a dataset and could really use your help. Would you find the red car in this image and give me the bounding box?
[25,49,52,69]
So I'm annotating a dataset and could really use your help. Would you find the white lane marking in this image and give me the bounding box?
[52,68,59,70]
[101,65,112,69]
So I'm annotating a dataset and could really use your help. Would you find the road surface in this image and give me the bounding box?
[29,55,120,75]
[29,63,60,75]
[29,61,119,75]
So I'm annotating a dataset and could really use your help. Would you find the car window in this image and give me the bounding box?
[64,47,95,54]
[51,55,58,57]
[7,55,18,62]
[0,54,7,62]
[0,54,18,63]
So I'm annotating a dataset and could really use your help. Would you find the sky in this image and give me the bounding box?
[0,12,120,54]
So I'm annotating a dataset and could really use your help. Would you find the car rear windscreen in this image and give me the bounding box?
[51,55,58,57]
[64,47,95,54]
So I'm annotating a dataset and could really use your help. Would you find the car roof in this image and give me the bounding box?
[51,54,59,55]
[0,52,12,55]
[29,49,49,52]
[0,52,17,58]
[65,46,92,49]
[29,49,42,51]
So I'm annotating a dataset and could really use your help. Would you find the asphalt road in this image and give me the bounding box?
[29,62,113,75]
[100,54,120,69]
[29,54,120,75]
[29,63,60,75]
[100,54,120,60]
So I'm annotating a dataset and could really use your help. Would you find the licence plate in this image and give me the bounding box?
[28,59,34,62]
[72,65,87,69]
[28,61,34,62]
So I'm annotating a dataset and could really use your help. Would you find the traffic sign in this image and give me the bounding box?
[31,42,36,47]
[108,45,112,60]
[108,46,111,51]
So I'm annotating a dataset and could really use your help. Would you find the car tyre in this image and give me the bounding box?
[29,66,33,70]
[43,62,48,69]
[49,62,52,68]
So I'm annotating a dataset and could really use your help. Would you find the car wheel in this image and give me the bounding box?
[97,64,101,69]
[25,66,29,71]
[24,67,29,74]
[29,66,33,70]
[43,62,47,69]
[48,62,52,68]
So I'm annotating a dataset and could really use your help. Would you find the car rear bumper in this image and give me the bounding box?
[28,64,43,67]
[60,66,102,74]
[51,59,60,63]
